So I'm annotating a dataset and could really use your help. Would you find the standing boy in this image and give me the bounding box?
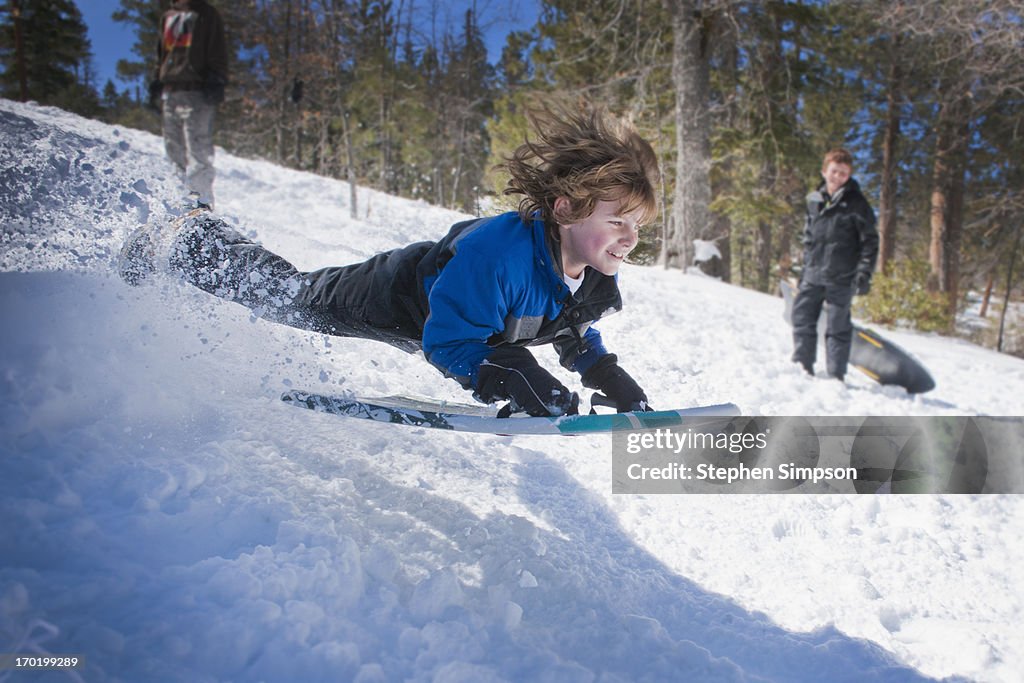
[792,148,879,381]
[119,107,659,416]
[150,0,228,208]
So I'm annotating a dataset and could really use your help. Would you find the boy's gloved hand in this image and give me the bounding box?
[854,271,871,296]
[476,347,579,417]
[581,354,651,412]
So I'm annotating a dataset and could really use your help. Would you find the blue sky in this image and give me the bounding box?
[76,0,538,90]
[77,0,137,88]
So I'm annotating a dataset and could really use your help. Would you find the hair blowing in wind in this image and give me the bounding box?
[500,106,661,227]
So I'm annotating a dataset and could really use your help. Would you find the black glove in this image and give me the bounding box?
[581,354,651,413]
[475,347,579,417]
[854,271,871,296]
[202,76,226,105]
[148,79,163,112]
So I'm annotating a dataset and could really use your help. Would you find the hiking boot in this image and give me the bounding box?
[184,192,213,213]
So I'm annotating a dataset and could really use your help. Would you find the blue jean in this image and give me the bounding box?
[162,90,217,206]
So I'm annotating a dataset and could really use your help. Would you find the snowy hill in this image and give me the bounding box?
[1,98,1022,682]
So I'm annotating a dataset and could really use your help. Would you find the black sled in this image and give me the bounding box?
[780,279,935,394]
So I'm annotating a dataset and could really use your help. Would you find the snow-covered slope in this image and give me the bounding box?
[2,99,1022,682]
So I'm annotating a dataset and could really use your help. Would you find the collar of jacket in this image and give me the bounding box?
[520,217,621,360]
[531,216,621,310]
[530,216,570,298]
[811,177,861,214]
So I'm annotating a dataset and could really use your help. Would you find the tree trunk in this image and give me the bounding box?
[451,112,468,209]
[754,11,783,293]
[276,1,294,164]
[317,116,330,176]
[998,224,1022,353]
[777,217,791,286]
[341,110,358,219]
[756,218,772,293]
[664,0,712,271]
[928,91,970,316]
[654,98,672,268]
[710,14,738,283]
[379,86,389,190]
[877,46,902,275]
[979,269,995,318]
[706,212,732,281]
[294,106,303,169]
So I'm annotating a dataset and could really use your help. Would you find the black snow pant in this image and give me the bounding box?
[168,216,422,353]
[791,279,854,379]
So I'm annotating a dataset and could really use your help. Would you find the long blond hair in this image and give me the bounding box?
[500,105,660,229]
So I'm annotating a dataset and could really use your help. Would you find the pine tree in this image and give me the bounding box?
[708,2,826,291]
[111,0,163,94]
[443,7,493,212]
[0,0,99,114]
[486,30,538,205]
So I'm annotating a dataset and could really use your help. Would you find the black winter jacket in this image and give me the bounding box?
[801,178,879,286]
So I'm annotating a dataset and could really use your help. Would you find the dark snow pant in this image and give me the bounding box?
[791,280,854,379]
[168,217,422,353]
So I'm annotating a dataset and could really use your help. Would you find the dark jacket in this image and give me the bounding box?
[298,213,622,390]
[155,0,228,92]
[801,178,878,286]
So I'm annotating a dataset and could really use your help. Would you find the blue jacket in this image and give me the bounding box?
[299,212,623,390]
[419,212,621,388]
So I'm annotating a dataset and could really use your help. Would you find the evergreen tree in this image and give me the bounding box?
[443,7,493,212]
[486,30,539,205]
[111,0,163,94]
[0,0,99,114]
[709,2,826,290]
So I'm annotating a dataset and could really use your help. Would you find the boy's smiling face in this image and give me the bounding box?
[556,198,643,278]
[822,161,852,196]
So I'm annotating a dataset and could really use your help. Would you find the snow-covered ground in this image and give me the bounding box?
[2,99,1022,682]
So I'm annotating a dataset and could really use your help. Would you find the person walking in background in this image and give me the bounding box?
[791,148,879,381]
[149,0,228,208]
